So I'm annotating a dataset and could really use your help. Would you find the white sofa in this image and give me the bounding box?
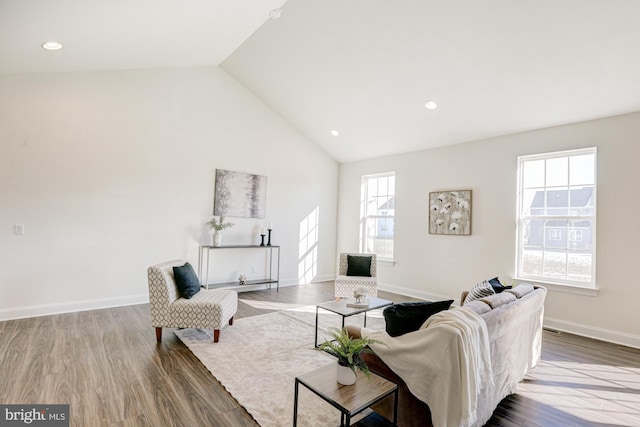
[357,284,546,427]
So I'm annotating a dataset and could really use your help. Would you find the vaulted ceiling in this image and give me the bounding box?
[0,0,287,73]
[3,0,640,163]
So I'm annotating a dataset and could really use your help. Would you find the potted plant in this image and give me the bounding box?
[206,215,234,247]
[316,327,384,385]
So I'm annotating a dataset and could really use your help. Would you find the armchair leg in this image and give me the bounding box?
[213,329,220,343]
[229,316,234,325]
[155,327,162,343]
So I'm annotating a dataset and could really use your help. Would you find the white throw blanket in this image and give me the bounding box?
[362,307,492,427]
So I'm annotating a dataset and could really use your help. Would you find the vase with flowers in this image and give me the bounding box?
[206,215,234,247]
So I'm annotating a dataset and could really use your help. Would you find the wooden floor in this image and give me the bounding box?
[1,282,638,427]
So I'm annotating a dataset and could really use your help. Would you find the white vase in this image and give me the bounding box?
[213,231,223,247]
[336,364,356,386]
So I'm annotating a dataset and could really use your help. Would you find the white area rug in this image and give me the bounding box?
[175,305,386,427]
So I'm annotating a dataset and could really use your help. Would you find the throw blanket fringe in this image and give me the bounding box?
[363,307,492,427]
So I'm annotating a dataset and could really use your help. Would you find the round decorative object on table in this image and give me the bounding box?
[213,231,223,247]
[336,364,356,386]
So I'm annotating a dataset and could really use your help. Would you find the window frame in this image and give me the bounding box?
[516,147,597,289]
[360,172,396,262]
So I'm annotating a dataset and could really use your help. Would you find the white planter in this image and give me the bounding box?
[213,231,223,247]
[336,364,356,386]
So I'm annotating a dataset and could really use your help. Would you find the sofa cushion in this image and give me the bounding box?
[488,277,512,293]
[346,255,372,277]
[173,262,201,299]
[464,280,495,304]
[479,292,517,309]
[383,300,454,337]
[461,300,492,315]
[506,283,535,298]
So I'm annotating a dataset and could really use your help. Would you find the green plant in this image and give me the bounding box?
[316,327,385,378]
[206,215,234,232]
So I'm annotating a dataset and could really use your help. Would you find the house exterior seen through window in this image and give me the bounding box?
[516,148,596,288]
[360,172,395,261]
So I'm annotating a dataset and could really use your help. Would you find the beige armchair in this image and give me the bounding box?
[148,259,238,343]
[334,253,378,299]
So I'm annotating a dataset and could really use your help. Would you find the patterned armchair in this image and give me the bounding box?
[147,259,238,343]
[334,253,378,299]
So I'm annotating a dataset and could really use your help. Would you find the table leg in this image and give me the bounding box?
[315,306,319,347]
[364,311,367,328]
[293,378,299,427]
[205,249,210,289]
[392,388,399,426]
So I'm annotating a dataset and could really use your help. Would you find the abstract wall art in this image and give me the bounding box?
[214,169,267,219]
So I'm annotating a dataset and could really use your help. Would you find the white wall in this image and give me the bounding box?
[0,66,338,319]
[338,112,640,348]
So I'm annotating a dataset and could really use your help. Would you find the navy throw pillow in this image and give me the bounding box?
[488,277,512,293]
[346,255,372,277]
[383,300,454,337]
[173,262,201,299]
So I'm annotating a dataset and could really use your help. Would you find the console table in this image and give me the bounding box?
[198,245,280,291]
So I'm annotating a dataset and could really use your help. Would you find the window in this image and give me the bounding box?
[360,172,395,260]
[569,229,583,242]
[547,229,562,241]
[516,148,596,288]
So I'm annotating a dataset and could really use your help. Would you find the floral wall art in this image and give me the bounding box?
[429,190,472,235]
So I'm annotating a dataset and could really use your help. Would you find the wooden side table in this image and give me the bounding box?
[293,362,398,426]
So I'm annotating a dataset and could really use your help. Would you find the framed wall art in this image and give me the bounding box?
[213,169,267,219]
[429,190,472,235]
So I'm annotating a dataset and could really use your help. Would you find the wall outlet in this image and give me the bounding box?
[14,224,25,235]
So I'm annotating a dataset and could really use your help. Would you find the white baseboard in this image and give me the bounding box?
[309,274,336,284]
[544,316,640,350]
[0,294,149,322]
[0,276,334,321]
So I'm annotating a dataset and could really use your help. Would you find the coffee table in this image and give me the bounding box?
[314,297,393,347]
[293,362,398,426]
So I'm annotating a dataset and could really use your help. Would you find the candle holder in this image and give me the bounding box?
[267,229,272,246]
[260,234,266,246]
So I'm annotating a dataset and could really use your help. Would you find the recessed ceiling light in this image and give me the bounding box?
[424,100,438,110]
[41,41,63,51]
[330,130,340,136]
[269,8,282,19]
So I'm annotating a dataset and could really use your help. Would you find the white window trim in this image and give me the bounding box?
[360,172,395,262]
[515,147,597,289]
[515,278,599,296]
